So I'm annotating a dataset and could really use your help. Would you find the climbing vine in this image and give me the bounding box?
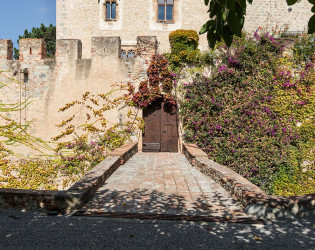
[125,54,177,108]
[0,71,50,160]
[52,85,143,171]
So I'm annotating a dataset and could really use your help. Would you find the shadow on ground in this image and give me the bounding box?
[0,208,314,249]
[78,188,253,223]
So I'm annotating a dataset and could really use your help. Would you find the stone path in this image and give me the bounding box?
[78,153,254,221]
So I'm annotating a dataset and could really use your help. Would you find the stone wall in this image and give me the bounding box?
[56,0,210,58]
[0,36,157,151]
[0,143,138,213]
[183,143,315,219]
[1,0,312,154]
[244,0,313,33]
[57,0,312,58]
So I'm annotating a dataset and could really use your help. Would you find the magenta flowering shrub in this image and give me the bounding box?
[181,77,299,192]
[57,135,107,174]
[253,30,285,54]
[179,33,312,193]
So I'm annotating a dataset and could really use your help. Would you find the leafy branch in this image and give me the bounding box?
[201,0,315,48]
[0,71,51,159]
[52,85,143,156]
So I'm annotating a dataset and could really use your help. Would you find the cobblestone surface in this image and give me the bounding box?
[82,153,250,219]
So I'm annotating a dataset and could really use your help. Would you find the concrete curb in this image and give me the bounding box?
[73,211,266,225]
[183,143,315,219]
[0,142,138,213]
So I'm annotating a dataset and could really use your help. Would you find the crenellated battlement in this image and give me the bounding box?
[0,39,13,61]
[56,39,82,61]
[19,39,47,62]
[0,36,158,143]
[91,37,121,58]
[0,36,157,63]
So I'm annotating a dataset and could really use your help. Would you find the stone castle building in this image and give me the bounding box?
[0,0,313,153]
[57,0,312,58]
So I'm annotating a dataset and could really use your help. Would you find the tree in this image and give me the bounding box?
[200,0,315,49]
[14,23,56,60]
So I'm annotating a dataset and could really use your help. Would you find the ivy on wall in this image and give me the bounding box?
[125,54,176,108]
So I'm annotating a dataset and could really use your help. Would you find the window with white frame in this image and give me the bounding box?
[157,0,174,21]
[105,0,116,20]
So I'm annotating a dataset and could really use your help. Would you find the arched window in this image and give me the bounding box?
[121,50,127,58]
[158,0,174,21]
[127,50,135,58]
[121,49,135,58]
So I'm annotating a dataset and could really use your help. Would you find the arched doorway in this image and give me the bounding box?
[142,99,178,152]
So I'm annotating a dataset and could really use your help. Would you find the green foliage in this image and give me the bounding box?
[180,32,315,195]
[271,60,315,122]
[169,30,199,54]
[201,0,315,49]
[0,71,50,159]
[166,50,215,72]
[125,54,176,108]
[0,157,90,190]
[167,29,214,71]
[0,80,141,190]
[14,23,56,60]
[52,86,143,176]
[55,135,106,173]
[272,158,315,196]
[0,71,58,189]
[293,33,315,63]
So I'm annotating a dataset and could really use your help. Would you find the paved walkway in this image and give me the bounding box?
[79,153,253,221]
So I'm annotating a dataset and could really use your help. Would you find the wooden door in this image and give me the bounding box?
[160,101,178,152]
[143,99,178,152]
[142,99,161,152]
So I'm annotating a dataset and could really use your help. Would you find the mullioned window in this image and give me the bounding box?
[105,0,117,20]
[157,0,174,22]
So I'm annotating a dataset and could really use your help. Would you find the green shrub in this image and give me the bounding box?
[0,159,79,190]
[293,33,315,63]
[180,30,315,195]
[272,160,315,196]
[169,29,199,55]
[167,29,214,71]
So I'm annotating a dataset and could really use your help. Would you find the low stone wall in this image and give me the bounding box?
[183,143,315,219]
[0,143,138,213]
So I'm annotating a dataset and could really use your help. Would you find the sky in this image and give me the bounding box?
[0,0,56,48]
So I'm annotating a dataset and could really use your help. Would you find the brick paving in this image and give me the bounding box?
[80,153,251,219]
